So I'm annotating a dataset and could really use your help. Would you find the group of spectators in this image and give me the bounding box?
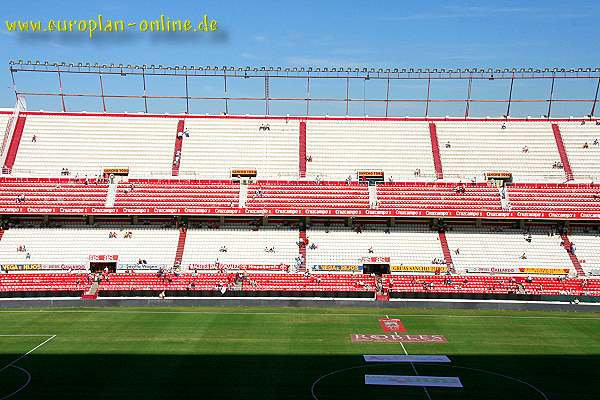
[108,231,133,239]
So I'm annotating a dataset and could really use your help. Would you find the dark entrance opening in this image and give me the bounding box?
[363,264,390,275]
[90,262,117,273]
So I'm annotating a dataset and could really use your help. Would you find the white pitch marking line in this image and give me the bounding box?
[0,334,56,337]
[386,314,433,400]
[0,334,56,374]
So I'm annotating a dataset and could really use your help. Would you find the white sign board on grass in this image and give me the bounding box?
[363,355,451,363]
[365,374,463,388]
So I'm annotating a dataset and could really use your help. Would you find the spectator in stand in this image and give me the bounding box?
[414,168,421,177]
[455,248,460,255]
[368,246,374,253]
[346,175,352,185]
[306,155,312,162]
[445,141,451,148]
[31,134,37,142]
[521,253,527,260]
[522,145,529,153]
[219,245,228,253]
[583,142,589,149]
[594,138,599,146]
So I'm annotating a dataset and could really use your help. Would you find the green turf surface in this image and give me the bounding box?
[0,306,599,399]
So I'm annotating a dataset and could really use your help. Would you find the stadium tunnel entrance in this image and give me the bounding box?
[89,262,117,273]
[362,264,390,275]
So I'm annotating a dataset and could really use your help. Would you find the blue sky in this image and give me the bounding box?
[1,0,599,116]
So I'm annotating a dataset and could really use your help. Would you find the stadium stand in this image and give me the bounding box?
[1,112,600,300]
[558,121,600,181]
[445,225,573,274]
[376,182,502,211]
[180,226,299,271]
[113,179,240,208]
[567,228,600,274]
[245,180,370,209]
[11,114,177,177]
[436,121,565,182]
[0,273,89,296]
[305,120,435,180]
[0,227,179,268]
[0,177,108,207]
[179,118,299,179]
[305,225,445,270]
[506,183,600,212]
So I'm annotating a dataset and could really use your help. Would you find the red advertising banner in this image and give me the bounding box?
[362,257,391,264]
[0,206,598,220]
[379,318,407,333]
[89,255,118,261]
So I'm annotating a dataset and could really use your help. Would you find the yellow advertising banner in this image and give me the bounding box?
[390,265,448,272]
[518,267,570,275]
[313,265,361,272]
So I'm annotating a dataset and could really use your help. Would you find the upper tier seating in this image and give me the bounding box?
[436,121,565,182]
[445,226,573,273]
[558,121,600,181]
[305,120,435,180]
[13,114,177,177]
[507,183,600,212]
[0,227,179,268]
[114,179,240,208]
[180,227,299,270]
[245,181,369,209]
[0,177,108,207]
[306,225,444,269]
[376,182,502,210]
[179,119,299,179]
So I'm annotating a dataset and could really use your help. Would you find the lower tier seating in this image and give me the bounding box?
[0,273,90,293]
[383,274,600,296]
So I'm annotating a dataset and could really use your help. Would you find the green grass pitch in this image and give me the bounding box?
[0,306,599,399]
